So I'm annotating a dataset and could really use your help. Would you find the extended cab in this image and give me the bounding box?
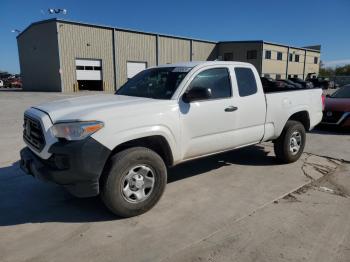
[20,61,323,217]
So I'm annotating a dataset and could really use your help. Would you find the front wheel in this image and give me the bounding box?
[274,120,306,163]
[101,147,167,217]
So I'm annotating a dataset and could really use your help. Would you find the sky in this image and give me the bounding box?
[1,0,349,74]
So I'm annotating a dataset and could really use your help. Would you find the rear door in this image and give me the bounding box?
[230,66,266,145]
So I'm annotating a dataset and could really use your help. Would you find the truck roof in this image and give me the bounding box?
[156,61,253,69]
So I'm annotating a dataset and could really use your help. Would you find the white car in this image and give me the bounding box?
[20,61,323,217]
[0,80,4,88]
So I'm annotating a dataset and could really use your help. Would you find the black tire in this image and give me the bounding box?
[274,120,306,163]
[101,147,167,217]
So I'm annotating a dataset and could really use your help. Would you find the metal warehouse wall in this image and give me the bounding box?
[192,41,217,61]
[57,22,115,92]
[262,43,288,79]
[115,30,157,88]
[217,42,263,73]
[304,50,320,77]
[287,47,305,78]
[17,21,61,91]
[158,37,191,65]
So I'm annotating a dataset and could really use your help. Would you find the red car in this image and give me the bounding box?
[322,85,350,127]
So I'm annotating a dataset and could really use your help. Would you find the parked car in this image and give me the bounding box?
[260,77,286,92]
[20,61,323,217]
[0,80,3,88]
[289,77,314,88]
[306,73,335,89]
[321,85,350,127]
[9,78,22,88]
[279,79,303,89]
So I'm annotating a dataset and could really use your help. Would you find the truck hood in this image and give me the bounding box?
[33,94,164,123]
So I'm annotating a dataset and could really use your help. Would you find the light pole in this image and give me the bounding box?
[11,29,21,34]
[48,8,67,15]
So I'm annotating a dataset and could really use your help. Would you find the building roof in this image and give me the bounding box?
[17,18,217,44]
[219,40,321,53]
[17,19,321,53]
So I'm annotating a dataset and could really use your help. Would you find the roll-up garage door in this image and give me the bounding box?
[76,59,102,80]
[75,59,103,91]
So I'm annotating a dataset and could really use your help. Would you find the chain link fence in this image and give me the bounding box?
[330,76,350,87]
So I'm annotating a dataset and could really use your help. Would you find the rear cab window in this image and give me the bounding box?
[234,67,258,97]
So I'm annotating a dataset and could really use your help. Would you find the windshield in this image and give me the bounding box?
[331,86,350,98]
[116,67,192,99]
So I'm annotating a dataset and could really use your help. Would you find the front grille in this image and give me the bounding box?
[322,111,344,124]
[23,115,45,152]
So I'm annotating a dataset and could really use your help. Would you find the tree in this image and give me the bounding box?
[319,61,334,77]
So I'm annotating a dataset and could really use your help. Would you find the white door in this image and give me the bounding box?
[76,59,102,80]
[180,67,238,159]
[230,66,266,145]
[127,62,147,79]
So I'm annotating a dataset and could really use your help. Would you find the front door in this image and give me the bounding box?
[179,67,238,159]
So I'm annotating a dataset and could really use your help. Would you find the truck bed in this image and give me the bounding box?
[263,88,323,140]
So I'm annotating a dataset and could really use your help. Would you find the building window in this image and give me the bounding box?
[264,74,270,78]
[265,50,271,59]
[314,57,318,64]
[295,55,300,62]
[85,66,93,70]
[289,54,293,61]
[235,67,258,97]
[224,52,233,61]
[277,52,283,61]
[76,66,84,70]
[189,68,232,99]
[294,74,298,78]
[288,74,292,78]
[247,50,257,60]
[276,74,281,80]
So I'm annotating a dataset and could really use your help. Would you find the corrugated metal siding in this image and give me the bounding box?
[57,22,115,92]
[115,31,157,88]
[218,42,263,73]
[158,37,191,65]
[17,21,61,91]
[192,41,217,61]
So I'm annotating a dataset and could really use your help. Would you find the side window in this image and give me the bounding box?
[235,67,258,97]
[277,52,283,60]
[289,54,293,61]
[265,50,271,59]
[189,68,232,99]
[224,52,233,61]
[295,55,300,62]
[247,50,257,59]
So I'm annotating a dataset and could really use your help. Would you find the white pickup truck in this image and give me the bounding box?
[20,61,323,217]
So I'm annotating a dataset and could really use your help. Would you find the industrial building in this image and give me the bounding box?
[17,19,321,92]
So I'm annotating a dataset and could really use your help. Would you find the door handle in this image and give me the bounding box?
[224,106,238,112]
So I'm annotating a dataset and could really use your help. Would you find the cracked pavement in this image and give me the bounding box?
[0,91,350,262]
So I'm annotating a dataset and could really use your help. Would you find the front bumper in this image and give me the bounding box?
[20,137,111,197]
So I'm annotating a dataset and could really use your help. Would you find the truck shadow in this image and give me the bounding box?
[312,125,350,135]
[0,145,276,226]
[168,144,277,183]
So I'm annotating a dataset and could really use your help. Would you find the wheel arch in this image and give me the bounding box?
[287,110,310,131]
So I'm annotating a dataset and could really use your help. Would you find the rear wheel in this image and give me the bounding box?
[101,147,167,217]
[274,120,306,163]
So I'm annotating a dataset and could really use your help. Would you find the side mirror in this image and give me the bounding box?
[182,87,212,103]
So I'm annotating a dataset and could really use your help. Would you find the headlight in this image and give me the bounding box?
[51,121,104,141]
